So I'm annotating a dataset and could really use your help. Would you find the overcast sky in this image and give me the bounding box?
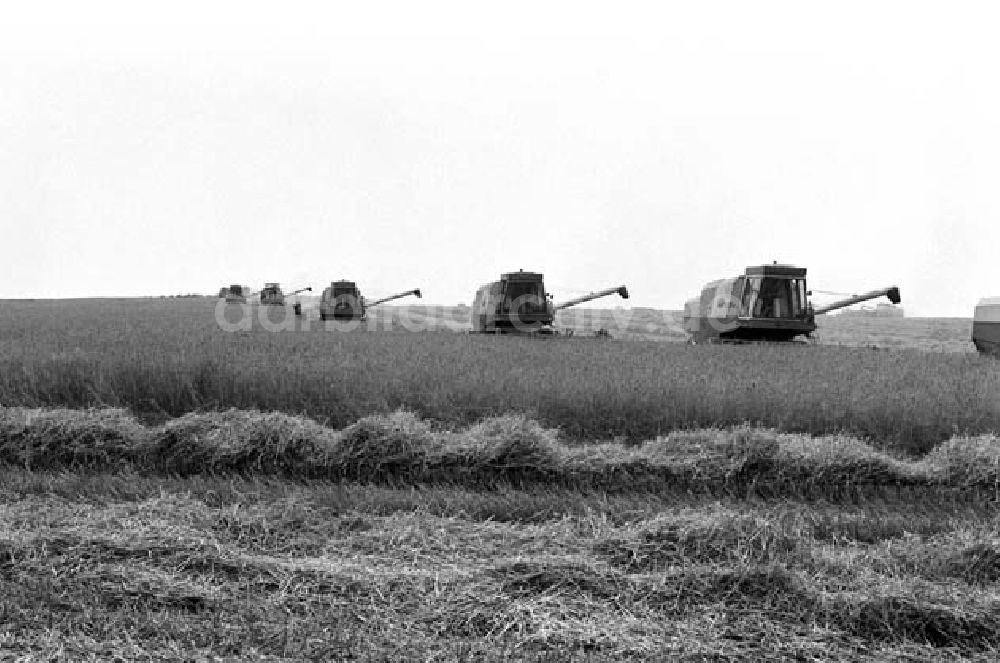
[1,1,997,315]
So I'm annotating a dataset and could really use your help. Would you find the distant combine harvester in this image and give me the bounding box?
[259,283,312,306]
[221,284,250,304]
[318,281,422,321]
[470,269,629,335]
[973,298,1000,357]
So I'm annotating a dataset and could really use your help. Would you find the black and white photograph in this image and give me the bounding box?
[1,1,999,660]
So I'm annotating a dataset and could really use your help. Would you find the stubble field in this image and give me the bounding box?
[1,297,998,660]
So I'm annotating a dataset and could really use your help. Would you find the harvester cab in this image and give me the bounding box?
[318,281,421,321]
[471,270,629,334]
[683,263,901,343]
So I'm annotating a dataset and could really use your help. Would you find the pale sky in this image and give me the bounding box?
[1,1,997,316]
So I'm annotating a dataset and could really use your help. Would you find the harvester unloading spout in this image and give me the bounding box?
[286,287,312,316]
[555,286,629,311]
[812,287,901,316]
[366,289,422,308]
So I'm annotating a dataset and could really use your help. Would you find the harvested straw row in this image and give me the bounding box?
[0,406,997,496]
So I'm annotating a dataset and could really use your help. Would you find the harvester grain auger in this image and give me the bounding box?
[682,262,901,343]
[366,289,423,308]
[282,287,313,316]
[470,269,629,334]
[318,281,422,321]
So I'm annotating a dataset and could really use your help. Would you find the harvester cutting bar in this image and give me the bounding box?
[366,289,422,308]
[554,285,629,311]
[812,286,901,316]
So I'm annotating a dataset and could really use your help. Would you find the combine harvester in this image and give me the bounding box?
[259,283,312,306]
[223,284,249,304]
[973,297,1000,357]
[318,280,422,321]
[470,269,629,335]
[683,263,901,343]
